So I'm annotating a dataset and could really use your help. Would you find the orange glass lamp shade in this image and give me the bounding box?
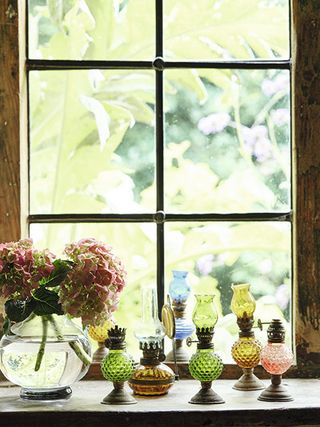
[258,319,293,402]
[230,283,264,391]
[88,319,114,363]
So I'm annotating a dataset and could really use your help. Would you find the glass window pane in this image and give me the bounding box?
[30,222,156,357]
[164,69,290,213]
[165,221,291,361]
[29,70,155,214]
[164,0,289,60]
[28,0,155,60]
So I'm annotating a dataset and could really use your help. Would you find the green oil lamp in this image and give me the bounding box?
[101,325,136,405]
[187,294,224,404]
[230,283,264,391]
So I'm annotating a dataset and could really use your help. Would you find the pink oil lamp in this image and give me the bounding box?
[258,319,293,401]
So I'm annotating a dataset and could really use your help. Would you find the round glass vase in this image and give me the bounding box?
[0,313,92,400]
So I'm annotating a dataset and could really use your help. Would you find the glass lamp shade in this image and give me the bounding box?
[134,287,165,346]
[189,349,223,382]
[192,294,218,329]
[260,343,293,375]
[231,283,256,318]
[169,270,191,303]
[231,337,262,369]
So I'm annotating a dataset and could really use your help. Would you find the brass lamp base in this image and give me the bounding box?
[101,382,137,405]
[258,375,293,402]
[233,368,265,391]
[166,340,190,363]
[189,381,225,405]
[93,342,109,363]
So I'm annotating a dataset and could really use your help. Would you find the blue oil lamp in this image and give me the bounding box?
[166,271,195,363]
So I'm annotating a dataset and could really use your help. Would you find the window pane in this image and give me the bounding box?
[165,221,291,361]
[30,222,156,357]
[28,0,155,60]
[29,70,155,214]
[164,69,290,213]
[164,0,289,60]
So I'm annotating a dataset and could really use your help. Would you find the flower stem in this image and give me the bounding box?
[34,316,48,372]
[47,315,92,366]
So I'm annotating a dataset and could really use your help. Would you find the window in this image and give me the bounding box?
[0,0,319,374]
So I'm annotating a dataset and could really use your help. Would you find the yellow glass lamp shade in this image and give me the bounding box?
[231,283,256,318]
[88,319,114,343]
[231,337,262,369]
[192,294,218,329]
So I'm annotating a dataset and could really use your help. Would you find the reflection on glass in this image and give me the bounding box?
[29,70,155,214]
[28,0,155,60]
[164,69,290,213]
[164,0,289,60]
[29,222,156,357]
[165,221,291,361]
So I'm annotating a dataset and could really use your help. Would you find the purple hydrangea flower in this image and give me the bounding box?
[198,112,231,135]
[196,254,214,276]
[242,125,272,162]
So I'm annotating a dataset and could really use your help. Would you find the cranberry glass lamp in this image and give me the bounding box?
[230,283,264,391]
[258,319,293,401]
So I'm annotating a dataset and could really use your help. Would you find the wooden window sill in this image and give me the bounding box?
[0,379,319,427]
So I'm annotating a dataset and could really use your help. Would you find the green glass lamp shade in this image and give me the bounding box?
[231,283,256,318]
[189,349,223,382]
[101,350,134,383]
[192,294,218,329]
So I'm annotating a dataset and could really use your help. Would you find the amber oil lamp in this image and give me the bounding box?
[258,319,293,402]
[187,294,224,404]
[88,319,113,363]
[128,287,175,396]
[230,283,264,391]
[101,325,136,405]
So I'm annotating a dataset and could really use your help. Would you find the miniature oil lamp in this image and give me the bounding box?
[166,271,195,363]
[88,319,113,363]
[187,294,224,404]
[101,325,136,405]
[258,319,293,402]
[128,287,175,396]
[230,283,264,391]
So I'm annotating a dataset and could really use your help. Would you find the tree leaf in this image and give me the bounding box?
[32,288,64,316]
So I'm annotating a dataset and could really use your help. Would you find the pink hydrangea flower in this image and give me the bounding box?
[60,238,126,326]
[0,239,55,299]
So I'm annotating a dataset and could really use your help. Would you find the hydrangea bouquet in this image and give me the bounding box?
[0,238,126,370]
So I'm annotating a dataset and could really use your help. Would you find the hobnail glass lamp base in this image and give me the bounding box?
[20,386,72,401]
[233,368,265,391]
[101,382,137,405]
[189,381,225,405]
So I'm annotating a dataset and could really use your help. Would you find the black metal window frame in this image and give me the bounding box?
[26,0,292,317]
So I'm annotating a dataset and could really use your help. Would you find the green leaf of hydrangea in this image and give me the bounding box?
[32,288,64,316]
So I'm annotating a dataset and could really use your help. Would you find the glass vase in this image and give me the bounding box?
[0,313,91,400]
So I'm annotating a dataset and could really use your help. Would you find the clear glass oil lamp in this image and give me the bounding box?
[230,283,264,391]
[187,294,224,404]
[100,325,136,405]
[128,287,175,396]
[166,270,195,363]
[258,319,293,401]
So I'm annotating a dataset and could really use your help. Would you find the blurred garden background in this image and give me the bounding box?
[28,0,291,359]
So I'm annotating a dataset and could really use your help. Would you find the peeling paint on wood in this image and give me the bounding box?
[0,1,20,242]
[293,0,320,372]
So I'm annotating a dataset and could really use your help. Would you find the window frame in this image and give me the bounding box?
[0,0,319,378]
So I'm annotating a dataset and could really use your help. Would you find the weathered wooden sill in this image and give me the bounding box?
[0,379,319,427]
